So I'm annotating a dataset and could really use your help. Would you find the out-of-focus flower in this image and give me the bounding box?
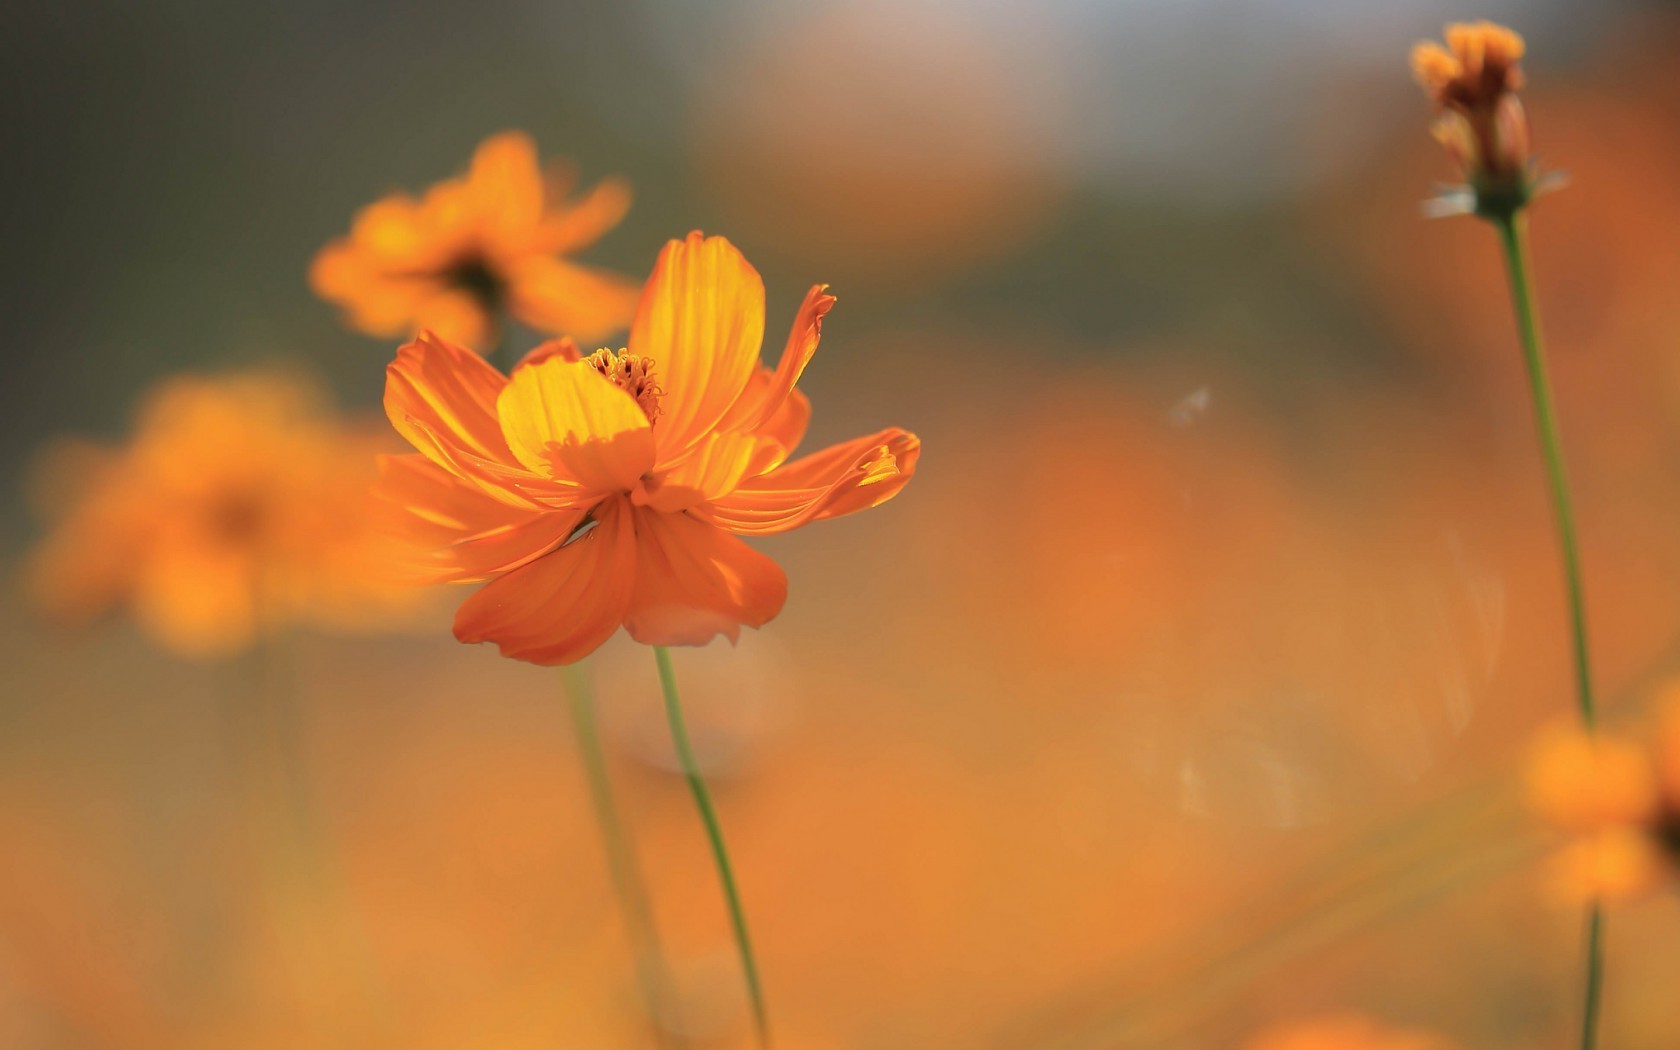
[378,231,919,666]
[310,131,638,351]
[1410,22,1538,216]
[1242,1012,1459,1050]
[27,371,417,657]
[1523,696,1680,902]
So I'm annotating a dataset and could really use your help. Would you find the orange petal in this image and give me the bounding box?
[496,357,654,493]
[465,131,544,251]
[629,232,766,466]
[699,428,919,535]
[411,288,493,349]
[347,195,443,270]
[375,454,582,583]
[515,337,583,371]
[721,284,834,436]
[631,431,760,514]
[453,499,635,665]
[624,507,786,647]
[536,171,633,255]
[506,256,640,343]
[386,332,576,509]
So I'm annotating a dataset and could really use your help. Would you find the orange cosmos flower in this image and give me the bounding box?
[377,231,919,665]
[1411,21,1538,215]
[310,131,638,351]
[28,371,414,657]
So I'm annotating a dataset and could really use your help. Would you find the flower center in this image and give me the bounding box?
[585,348,663,422]
[445,255,506,311]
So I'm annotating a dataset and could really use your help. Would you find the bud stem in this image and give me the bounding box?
[1490,210,1602,1050]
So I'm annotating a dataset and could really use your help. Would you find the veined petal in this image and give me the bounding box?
[375,454,581,583]
[385,331,511,463]
[719,284,834,436]
[387,333,584,510]
[497,357,655,493]
[624,507,786,647]
[453,499,635,666]
[631,431,760,514]
[506,256,640,343]
[514,337,583,371]
[698,429,920,535]
[629,232,765,465]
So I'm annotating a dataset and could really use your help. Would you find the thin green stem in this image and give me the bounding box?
[1582,902,1604,1050]
[653,646,769,1048]
[562,664,683,1048]
[1494,213,1596,730]
[1492,211,1602,1050]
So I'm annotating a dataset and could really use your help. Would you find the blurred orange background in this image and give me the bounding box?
[7,2,1680,1046]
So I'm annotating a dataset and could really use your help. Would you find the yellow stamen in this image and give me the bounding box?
[585,347,663,422]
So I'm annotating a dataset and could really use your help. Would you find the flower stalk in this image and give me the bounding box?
[1492,196,1603,1050]
[562,664,683,1047]
[653,646,769,1047]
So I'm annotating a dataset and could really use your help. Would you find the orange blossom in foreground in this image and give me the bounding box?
[377,231,920,665]
[310,131,638,351]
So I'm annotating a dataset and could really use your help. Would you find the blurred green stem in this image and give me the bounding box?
[653,646,769,1048]
[562,664,682,1048]
[1492,211,1602,1050]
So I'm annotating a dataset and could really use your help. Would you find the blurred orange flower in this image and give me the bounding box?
[378,231,919,665]
[1411,21,1534,210]
[1243,1012,1459,1050]
[1523,704,1680,902]
[310,131,638,351]
[27,371,416,657]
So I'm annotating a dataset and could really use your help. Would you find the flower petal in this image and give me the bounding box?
[624,507,787,647]
[497,357,655,493]
[698,429,920,535]
[375,454,582,583]
[465,131,545,250]
[386,332,581,510]
[629,232,765,465]
[536,168,633,255]
[506,256,640,343]
[631,431,760,514]
[452,499,635,665]
[719,284,834,436]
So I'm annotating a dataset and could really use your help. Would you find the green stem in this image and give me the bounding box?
[562,664,683,1048]
[1582,902,1604,1050]
[1492,212,1602,1050]
[653,647,769,1048]
[1494,213,1596,730]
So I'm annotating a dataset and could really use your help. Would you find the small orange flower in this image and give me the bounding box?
[1410,21,1536,213]
[1523,716,1680,903]
[1524,722,1659,834]
[27,371,415,657]
[1242,1013,1459,1050]
[310,131,638,351]
[378,231,920,665]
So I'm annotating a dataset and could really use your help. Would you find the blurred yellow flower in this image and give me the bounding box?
[1242,1012,1459,1050]
[377,231,919,665]
[27,371,416,657]
[310,131,638,351]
